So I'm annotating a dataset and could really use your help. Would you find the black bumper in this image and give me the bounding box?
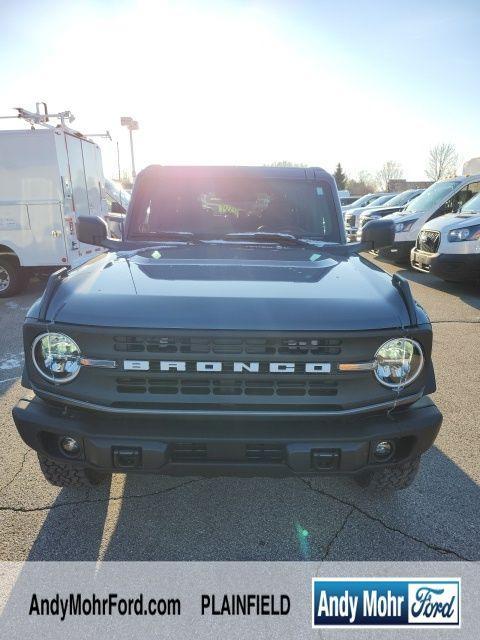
[378,240,414,263]
[13,393,442,478]
[411,249,480,282]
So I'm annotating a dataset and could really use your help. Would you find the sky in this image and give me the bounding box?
[1,0,479,182]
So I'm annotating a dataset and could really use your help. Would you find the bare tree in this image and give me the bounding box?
[346,171,378,195]
[426,143,458,181]
[376,161,403,191]
[358,170,379,191]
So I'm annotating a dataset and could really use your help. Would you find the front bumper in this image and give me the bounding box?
[411,249,480,282]
[13,393,442,478]
[377,240,414,263]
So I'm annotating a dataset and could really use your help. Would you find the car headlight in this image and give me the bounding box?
[374,338,424,388]
[395,219,417,233]
[447,225,480,242]
[32,333,81,383]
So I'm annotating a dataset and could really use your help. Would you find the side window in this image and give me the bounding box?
[431,182,480,219]
[456,182,480,210]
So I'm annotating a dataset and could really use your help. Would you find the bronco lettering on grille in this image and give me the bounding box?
[123,360,332,373]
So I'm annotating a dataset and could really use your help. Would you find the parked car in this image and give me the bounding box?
[340,195,358,206]
[0,114,108,296]
[377,175,480,263]
[356,189,424,241]
[344,193,398,241]
[12,165,442,492]
[342,192,391,213]
[410,191,480,282]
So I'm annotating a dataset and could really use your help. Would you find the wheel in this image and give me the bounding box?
[0,257,26,298]
[355,456,421,491]
[37,454,110,487]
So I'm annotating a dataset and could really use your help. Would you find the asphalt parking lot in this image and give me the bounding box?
[0,261,479,562]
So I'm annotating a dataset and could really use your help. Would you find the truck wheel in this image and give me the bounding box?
[355,457,421,491]
[0,258,25,298]
[37,454,110,487]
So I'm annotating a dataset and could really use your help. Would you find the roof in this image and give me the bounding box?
[136,164,333,182]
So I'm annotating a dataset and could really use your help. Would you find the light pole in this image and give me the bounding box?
[120,117,139,180]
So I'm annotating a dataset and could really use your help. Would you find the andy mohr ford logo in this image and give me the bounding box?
[312,578,460,628]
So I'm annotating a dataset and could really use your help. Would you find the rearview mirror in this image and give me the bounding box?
[76,215,108,247]
[361,218,395,249]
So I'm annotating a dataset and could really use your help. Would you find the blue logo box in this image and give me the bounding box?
[312,578,460,628]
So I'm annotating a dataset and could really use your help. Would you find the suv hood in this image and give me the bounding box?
[421,212,480,232]
[39,251,413,331]
[361,205,404,218]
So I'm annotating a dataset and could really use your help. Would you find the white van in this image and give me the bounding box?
[0,125,108,296]
[377,174,480,263]
[410,191,480,282]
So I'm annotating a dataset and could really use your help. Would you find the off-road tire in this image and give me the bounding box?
[0,257,26,298]
[37,454,110,487]
[355,457,421,491]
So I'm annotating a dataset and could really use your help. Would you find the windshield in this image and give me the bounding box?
[105,179,131,209]
[128,175,341,242]
[404,180,461,214]
[346,193,373,208]
[461,192,480,214]
[381,189,419,207]
[366,194,395,208]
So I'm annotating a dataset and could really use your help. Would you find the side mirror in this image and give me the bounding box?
[76,215,108,247]
[361,218,395,249]
[110,201,126,214]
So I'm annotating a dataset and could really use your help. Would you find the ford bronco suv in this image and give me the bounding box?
[12,166,442,490]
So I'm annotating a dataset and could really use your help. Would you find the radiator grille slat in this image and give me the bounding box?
[416,230,440,253]
[116,377,339,397]
[113,335,342,356]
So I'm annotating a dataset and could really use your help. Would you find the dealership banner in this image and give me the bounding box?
[0,562,477,638]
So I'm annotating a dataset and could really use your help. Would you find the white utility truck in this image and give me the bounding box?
[0,105,109,296]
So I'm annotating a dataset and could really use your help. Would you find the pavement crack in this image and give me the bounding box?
[322,506,354,560]
[0,450,30,494]
[0,478,202,514]
[299,477,468,560]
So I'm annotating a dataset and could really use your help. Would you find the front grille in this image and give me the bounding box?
[345,214,356,227]
[116,377,338,397]
[358,216,372,230]
[416,230,440,253]
[37,326,428,413]
[113,335,342,356]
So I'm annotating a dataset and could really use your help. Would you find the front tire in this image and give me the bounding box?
[0,258,26,298]
[37,454,110,487]
[355,457,421,491]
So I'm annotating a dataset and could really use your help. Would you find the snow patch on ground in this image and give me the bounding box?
[0,353,24,370]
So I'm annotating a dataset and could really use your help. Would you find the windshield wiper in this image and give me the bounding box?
[220,232,355,255]
[130,231,199,241]
[119,231,202,257]
[221,232,322,248]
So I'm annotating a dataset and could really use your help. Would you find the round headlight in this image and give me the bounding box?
[32,333,81,383]
[374,338,424,388]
